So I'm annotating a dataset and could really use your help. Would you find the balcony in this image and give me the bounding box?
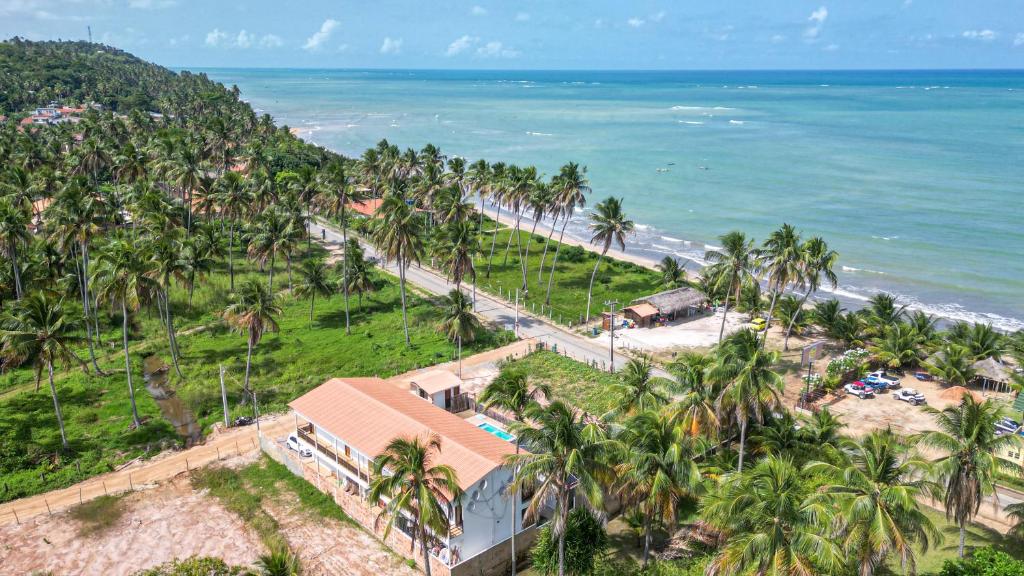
[297,424,369,483]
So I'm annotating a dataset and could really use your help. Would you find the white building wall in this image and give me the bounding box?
[449,467,530,561]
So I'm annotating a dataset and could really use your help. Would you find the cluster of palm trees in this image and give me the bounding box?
[368,324,1022,576]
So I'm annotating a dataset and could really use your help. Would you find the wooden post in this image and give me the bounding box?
[79,486,83,504]
[44,498,51,516]
[129,473,133,491]
[11,508,18,525]
[217,447,221,460]
[185,458,190,472]
[102,481,108,495]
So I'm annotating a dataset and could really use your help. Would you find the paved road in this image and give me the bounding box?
[310,221,671,378]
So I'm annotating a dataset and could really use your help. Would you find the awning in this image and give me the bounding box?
[624,303,659,318]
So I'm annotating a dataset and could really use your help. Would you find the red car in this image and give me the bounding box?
[844,381,875,399]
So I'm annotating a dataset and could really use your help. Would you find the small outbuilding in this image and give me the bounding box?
[627,287,707,327]
[409,369,463,411]
[972,357,1014,394]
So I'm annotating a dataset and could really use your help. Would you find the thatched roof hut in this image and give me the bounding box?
[634,287,706,317]
[972,357,1012,384]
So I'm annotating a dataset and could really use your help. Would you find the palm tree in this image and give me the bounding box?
[215,171,251,291]
[917,396,1023,557]
[0,292,84,450]
[148,230,187,377]
[180,235,217,312]
[437,290,480,377]
[435,220,478,308]
[584,196,634,324]
[669,351,720,438]
[247,209,294,292]
[316,160,364,334]
[656,256,686,289]
[294,257,335,326]
[478,365,550,576]
[222,279,282,397]
[701,455,842,576]
[373,194,425,346]
[924,344,977,387]
[368,434,462,576]
[705,231,757,344]
[506,401,611,576]
[92,235,158,428]
[807,430,939,576]
[870,323,926,369]
[255,547,302,576]
[0,197,31,300]
[483,162,507,278]
[545,163,590,306]
[605,355,669,420]
[867,293,908,333]
[342,238,376,312]
[614,411,704,567]
[757,223,802,339]
[712,332,784,472]
[784,236,838,350]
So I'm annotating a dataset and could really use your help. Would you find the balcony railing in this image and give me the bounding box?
[297,427,369,482]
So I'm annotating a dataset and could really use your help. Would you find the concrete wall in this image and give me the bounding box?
[451,524,541,576]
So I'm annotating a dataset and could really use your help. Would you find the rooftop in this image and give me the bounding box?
[290,377,518,490]
[635,286,706,315]
[409,369,463,395]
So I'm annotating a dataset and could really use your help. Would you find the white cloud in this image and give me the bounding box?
[205,28,228,47]
[824,43,839,51]
[446,34,478,56]
[515,12,530,22]
[128,0,176,8]
[804,6,828,41]
[1015,33,1024,47]
[235,30,253,48]
[962,29,997,42]
[593,19,605,29]
[380,36,403,54]
[471,5,486,15]
[168,34,189,46]
[627,17,645,28]
[651,11,666,23]
[707,25,734,41]
[304,18,339,51]
[476,40,519,58]
[260,34,283,48]
[770,34,786,44]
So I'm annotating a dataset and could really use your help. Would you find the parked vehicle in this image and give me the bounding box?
[866,370,901,390]
[750,317,767,331]
[913,372,933,381]
[233,416,254,427]
[892,388,926,406]
[995,417,1022,437]
[286,433,313,457]
[845,381,875,399]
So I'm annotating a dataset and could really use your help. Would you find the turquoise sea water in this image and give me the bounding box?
[201,69,1024,331]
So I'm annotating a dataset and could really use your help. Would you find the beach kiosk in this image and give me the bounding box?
[628,287,707,327]
[972,357,1013,395]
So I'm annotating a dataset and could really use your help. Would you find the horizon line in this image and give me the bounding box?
[178,65,1024,73]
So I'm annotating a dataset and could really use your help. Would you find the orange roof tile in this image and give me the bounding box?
[410,370,462,395]
[348,198,383,217]
[289,377,518,490]
[624,302,659,318]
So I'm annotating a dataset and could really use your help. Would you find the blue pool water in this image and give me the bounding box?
[477,422,515,442]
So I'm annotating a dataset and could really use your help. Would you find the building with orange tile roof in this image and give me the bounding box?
[288,376,540,574]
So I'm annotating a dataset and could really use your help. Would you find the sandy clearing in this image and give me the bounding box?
[594,310,750,354]
[0,473,264,576]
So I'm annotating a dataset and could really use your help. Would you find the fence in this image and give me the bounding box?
[0,434,263,526]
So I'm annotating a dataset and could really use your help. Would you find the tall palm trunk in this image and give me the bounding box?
[718,277,735,344]
[76,242,103,374]
[122,301,141,428]
[503,207,522,265]
[228,221,236,291]
[309,291,316,326]
[9,244,22,299]
[545,217,571,306]
[398,251,411,346]
[477,195,486,250]
[268,251,275,292]
[243,334,254,396]
[958,521,966,558]
[520,216,539,291]
[737,418,748,473]
[642,516,652,568]
[584,247,608,324]
[485,203,502,278]
[162,285,183,378]
[418,503,433,576]
[511,443,520,576]
[761,286,780,349]
[538,214,558,283]
[557,490,569,576]
[341,206,351,335]
[48,362,68,451]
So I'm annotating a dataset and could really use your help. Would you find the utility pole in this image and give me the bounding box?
[514,288,520,337]
[605,300,618,372]
[87,26,92,44]
[219,364,229,428]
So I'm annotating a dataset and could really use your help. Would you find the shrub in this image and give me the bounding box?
[559,245,587,263]
[938,546,1024,576]
[531,508,608,576]
[69,494,126,536]
[132,556,245,576]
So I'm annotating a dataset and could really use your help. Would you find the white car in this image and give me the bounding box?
[286,433,313,457]
[892,388,926,406]
[844,382,875,399]
[867,370,901,389]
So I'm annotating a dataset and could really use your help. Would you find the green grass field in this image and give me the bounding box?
[0,244,512,503]
[501,350,626,416]
[474,224,667,327]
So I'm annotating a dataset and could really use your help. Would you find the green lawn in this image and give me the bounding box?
[502,350,625,416]
[905,508,1024,574]
[0,247,512,503]
[474,224,666,328]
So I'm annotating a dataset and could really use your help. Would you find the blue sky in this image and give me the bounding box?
[3,0,1023,69]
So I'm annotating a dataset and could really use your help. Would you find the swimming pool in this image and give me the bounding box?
[477,422,515,442]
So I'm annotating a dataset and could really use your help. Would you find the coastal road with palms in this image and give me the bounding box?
[309,220,667,377]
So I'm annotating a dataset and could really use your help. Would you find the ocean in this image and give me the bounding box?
[199,68,1024,332]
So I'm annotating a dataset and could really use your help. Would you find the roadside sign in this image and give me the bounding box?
[801,341,825,367]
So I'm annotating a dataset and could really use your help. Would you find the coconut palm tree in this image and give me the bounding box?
[147,230,187,377]
[247,208,295,292]
[368,434,462,576]
[92,234,158,428]
[712,331,784,472]
[483,162,507,278]
[341,238,376,312]
[0,291,84,450]
[605,355,669,420]
[807,430,939,576]
[614,411,704,567]
[669,351,720,438]
[506,401,611,576]
[705,231,757,344]
[656,256,686,289]
[214,170,251,290]
[294,257,335,326]
[917,396,1023,557]
[222,279,282,397]
[867,293,907,334]
[373,194,425,346]
[701,455,842,576]
[316,160,364,334]
[924,344,977,387]
[434,220,478,308]
[0,197,31,300]
[584,196,634,324]
[784,236,838,350]
[437,289,480,377]
[545,163,590,306]
[179,235,217,312]
[870,323,926,369]
[757,223,802,339]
